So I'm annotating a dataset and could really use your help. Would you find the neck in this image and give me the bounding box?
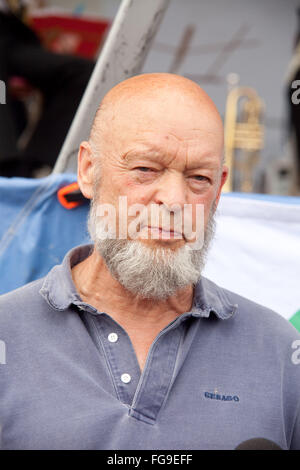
[71,246,194,328]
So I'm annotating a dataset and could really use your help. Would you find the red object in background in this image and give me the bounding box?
[9,76,33,99]
[31,14,110,59]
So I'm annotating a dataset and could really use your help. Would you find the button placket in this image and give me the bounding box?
[129,325,183,424]
[94,317,141,405]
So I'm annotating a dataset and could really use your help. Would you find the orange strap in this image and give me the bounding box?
[57,182,85,209]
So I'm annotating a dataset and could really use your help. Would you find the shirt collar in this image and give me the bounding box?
[39,244,238,321]
[192,276,238,320]
[40,244,95,312]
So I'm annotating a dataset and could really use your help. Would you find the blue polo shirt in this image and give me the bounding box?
[0,244,299,450]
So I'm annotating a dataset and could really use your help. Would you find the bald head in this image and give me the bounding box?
[89,73,224,160]
[78,72,227,211]
[98,73,221,112]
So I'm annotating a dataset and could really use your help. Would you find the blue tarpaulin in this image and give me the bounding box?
[0,174,90,295]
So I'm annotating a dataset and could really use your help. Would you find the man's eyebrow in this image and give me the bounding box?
[121,149,163,162]
[121,149,221,170]
[185,159,220,171]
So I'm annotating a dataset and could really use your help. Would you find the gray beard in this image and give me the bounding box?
[88,202,216,300]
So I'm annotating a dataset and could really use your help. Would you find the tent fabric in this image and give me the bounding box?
[204,193,300,324]
[0,174,90,295]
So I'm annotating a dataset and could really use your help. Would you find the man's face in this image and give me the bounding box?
[92,94,226,248]
[81,80,228,299]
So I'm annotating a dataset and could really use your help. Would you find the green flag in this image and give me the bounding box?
[290,310,300,332]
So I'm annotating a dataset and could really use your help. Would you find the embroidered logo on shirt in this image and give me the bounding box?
[204,390,239,402]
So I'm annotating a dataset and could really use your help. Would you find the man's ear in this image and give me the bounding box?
[77,141,94,200]
[214,165,229,208]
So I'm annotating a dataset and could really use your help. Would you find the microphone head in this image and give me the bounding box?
[235,438,282,450]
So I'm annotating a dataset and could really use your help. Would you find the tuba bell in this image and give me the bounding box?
[223,84,265,193]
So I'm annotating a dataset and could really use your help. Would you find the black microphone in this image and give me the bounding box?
[235,438,282,450]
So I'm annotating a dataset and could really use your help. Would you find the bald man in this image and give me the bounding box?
[0,74,300,450]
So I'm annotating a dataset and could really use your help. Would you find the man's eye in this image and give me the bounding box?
[135,167,153,172]
[191,175,209,182]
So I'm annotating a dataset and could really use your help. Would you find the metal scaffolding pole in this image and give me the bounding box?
[53,0,170,174]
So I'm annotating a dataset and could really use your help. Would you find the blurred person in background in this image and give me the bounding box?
[0,0,94,177]
[287,7,300,193]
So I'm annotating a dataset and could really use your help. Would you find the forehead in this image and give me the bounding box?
[121,130,222,168]
[98,89,224,169]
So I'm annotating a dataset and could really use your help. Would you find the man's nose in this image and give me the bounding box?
[153,171,187,209]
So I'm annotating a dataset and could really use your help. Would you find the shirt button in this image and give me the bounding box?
[121,373,131,384]
[108,333,118,343]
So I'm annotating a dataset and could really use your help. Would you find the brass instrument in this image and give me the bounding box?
[223,86,265,192]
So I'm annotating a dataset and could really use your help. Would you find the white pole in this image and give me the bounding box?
[53,0,170,174]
